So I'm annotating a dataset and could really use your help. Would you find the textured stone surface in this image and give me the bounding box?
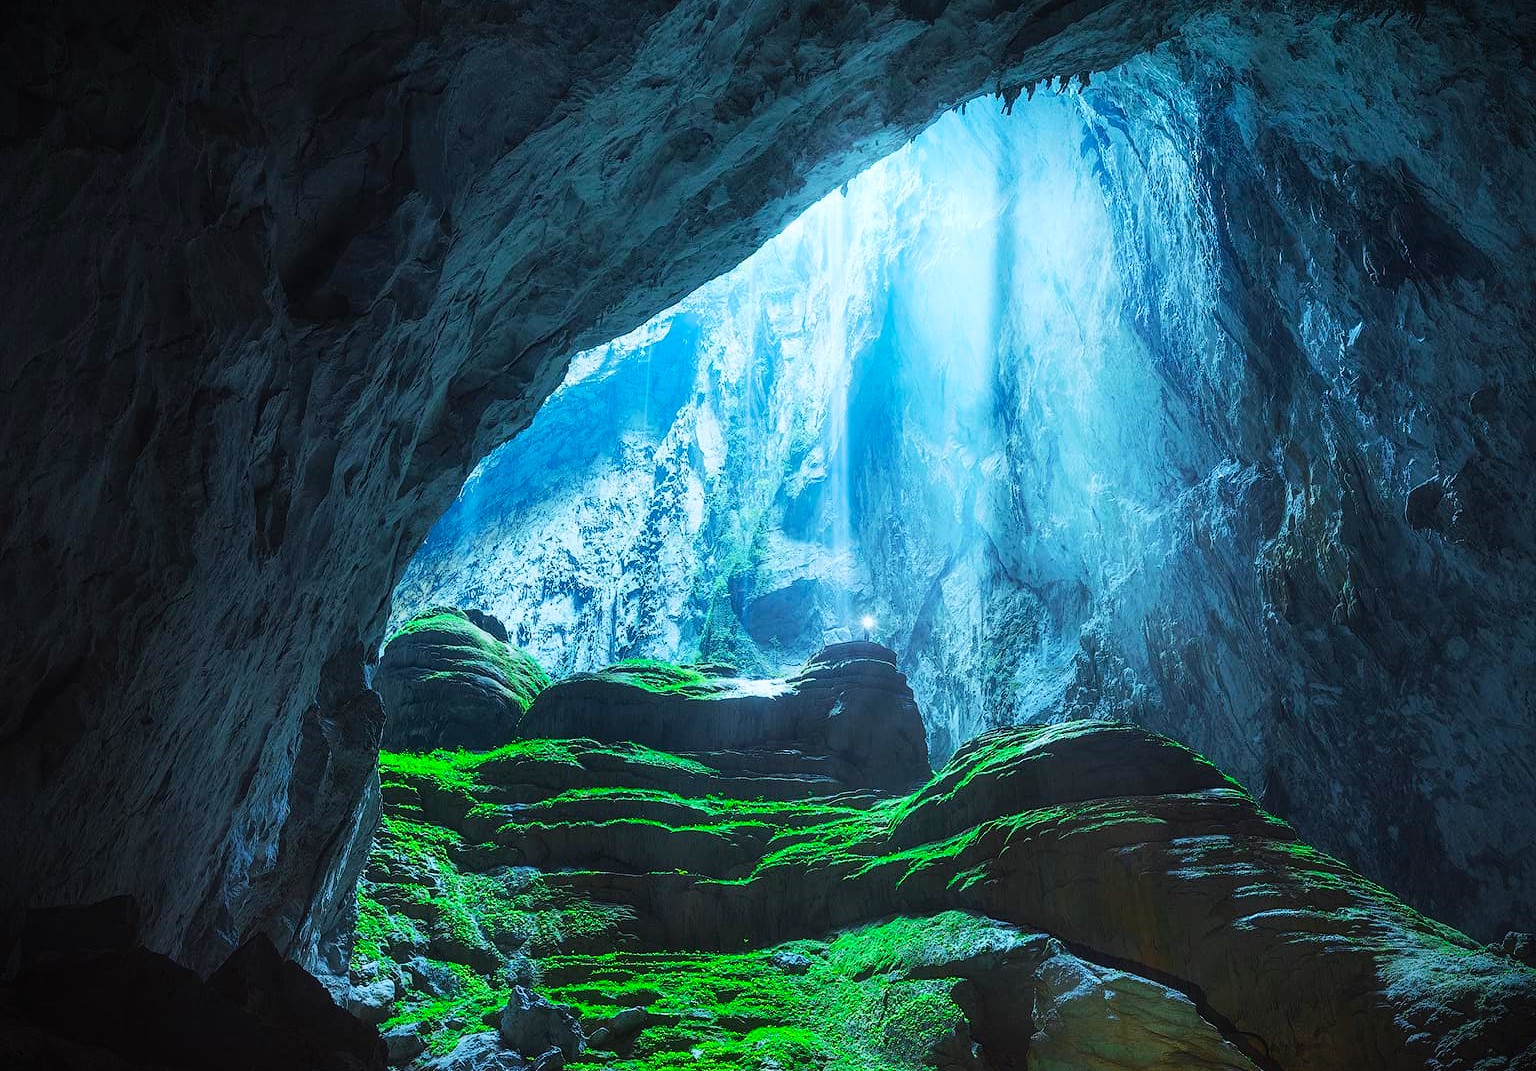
[0,0,1216,972]
[354,716,1536,1069]
[382,1023,426,1066]
[375,608,550,751]
[1025,944,1260,1071]
[420,1032,526,1071]
[518,642,930,791]
[2,0,1533,988]
[496,986,583,1061]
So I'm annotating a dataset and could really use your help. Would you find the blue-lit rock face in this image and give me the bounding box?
[397,10,1536,941]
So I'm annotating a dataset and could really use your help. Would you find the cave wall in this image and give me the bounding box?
[1146,6,1536,940]
[873,5,1536,941]
[391,3,1536,944]
[0,0,1213,971]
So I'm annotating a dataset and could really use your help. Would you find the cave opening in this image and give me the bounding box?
[387,63,1217,766]
[4,1,1536,1069]
[350,24,1536,1066]
[361,69,1254,1065]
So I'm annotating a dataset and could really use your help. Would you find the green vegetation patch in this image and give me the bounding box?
[355,724,1348,1064]
[380,738,720,798]
[383,606,552,713]
[523,785,871,830]
[544,913,1009,1071]
[573,658,742,698]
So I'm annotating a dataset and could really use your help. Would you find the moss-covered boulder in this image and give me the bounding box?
[518,641,929,791]
[375,608,551,751]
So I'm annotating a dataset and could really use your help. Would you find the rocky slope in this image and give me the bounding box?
[348,647,1536,1070]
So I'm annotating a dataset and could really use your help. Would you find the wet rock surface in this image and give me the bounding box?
[350,684,1536,1070]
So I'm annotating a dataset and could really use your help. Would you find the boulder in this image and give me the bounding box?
[584,1005,654,1050]
[518,642,929,790]
[421,1031,524,1071]
[382,1023,426,1066]
[1501,932,1536,968]
[496,986,583,1061]
[1026,942,1260,1070]
[789,642,931,789]
[375,607,551,751]
[529,1048,564,1071]
[405,955,463,998]
[345,977,397,1025]
[771,950,812,975]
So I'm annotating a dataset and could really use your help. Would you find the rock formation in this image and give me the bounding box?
[518,642,930,791]
[349,664,1536,1069]
[3,0,1249,971]
[1,0,1533,1027]
[376,608,552,752]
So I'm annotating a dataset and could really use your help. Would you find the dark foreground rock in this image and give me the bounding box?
[352,718,1536,1069]
[0,904,385,1070]
[375,608,551,751]
[518,642,930,791]
[496,986,582,1062]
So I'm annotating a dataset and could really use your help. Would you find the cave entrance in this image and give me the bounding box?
[346,59,1249,1068]
[385,64,1222,767]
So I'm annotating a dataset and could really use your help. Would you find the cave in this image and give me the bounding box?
[2,0,1535,1068]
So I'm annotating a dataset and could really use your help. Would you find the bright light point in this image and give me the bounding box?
[861,615,877,631]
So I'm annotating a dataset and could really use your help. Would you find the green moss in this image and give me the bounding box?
[519,786,869,826]
[543,914,1003,1071]
[355,726,1337,1067]
[694,582,769,677]
[686,503,771,675]
[825,911,1032,976]
[574,658,736,698]
[384,608,478,646]
[383,606,552,712]
[746,801,900,877]
[380,959,511,1056]
[380,738,719,796]
[352,888,427,966]
[885,721,1251,841]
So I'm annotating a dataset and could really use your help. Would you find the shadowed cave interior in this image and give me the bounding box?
[2,1,1536,1070]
